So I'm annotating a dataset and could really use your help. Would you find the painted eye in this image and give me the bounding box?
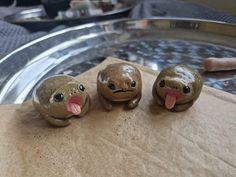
[159,80,165,88]
[53,93,64,102]
[79,84,85,91]
[183,86,191,94]
[108,83,115,90]
[131,80,136,87]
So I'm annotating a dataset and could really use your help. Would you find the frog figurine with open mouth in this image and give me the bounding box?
[152,65,203,112]
[33,75,90,127]
[97,63,142,111]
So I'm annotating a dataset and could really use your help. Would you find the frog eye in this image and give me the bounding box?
[131,80,136,87]
[183,86,191,94]
[53,93,64,102]
[159,80,165,88]
[79,84,85,92]
[108,83,116,90]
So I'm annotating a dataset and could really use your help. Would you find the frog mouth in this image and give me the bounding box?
[164,89,182,109]
[66,96,81,116]
[113,89,134,93]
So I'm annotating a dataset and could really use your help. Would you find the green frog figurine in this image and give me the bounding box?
[97,63,142,111]
[33,75,91,127]
[152,65,203,111]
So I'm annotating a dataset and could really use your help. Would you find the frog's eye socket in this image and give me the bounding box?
[108,83,116,90]
[159,80,165,88]
[183,86,191,94]
[53,93,64,102]
[131,80,136,87]
[79,84,85,92]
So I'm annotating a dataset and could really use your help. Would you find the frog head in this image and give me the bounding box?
[48,82,89,118]
[156,77,195,109]
[155,65,203,110]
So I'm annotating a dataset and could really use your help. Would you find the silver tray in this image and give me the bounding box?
[0,18,236,104]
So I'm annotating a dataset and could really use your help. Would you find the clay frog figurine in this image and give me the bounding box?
[152,65,203,111]
[33,75,90,127]
[97,63,142,111]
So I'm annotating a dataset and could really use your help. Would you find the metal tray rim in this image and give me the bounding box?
[2,17,236,63]
[0,17,236,104]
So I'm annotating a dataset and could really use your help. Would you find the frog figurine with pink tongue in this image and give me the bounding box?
[33,75,90,127]
[152,65,203,111]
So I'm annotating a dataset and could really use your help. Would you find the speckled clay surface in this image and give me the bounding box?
[33,75,90,127]
[97,63,142,111]
[152,64,203,111]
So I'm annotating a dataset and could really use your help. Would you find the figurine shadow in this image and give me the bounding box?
[10,100,91,147]
[148,99,166,115]
[15,101,56,129]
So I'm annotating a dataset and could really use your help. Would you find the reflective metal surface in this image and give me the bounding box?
[0,18,236,104]
[4,1,134,31]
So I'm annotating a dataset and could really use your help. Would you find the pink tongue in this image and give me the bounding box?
[67,103,81,115]
[165,94,177,109]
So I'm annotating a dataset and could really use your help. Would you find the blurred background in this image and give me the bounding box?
[181,0,236,16]
[0,0,235,60]
[0,0,236,66]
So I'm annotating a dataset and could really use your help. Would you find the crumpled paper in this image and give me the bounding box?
[0,57,235,177]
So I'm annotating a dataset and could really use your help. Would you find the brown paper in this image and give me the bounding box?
[0,57,235,177]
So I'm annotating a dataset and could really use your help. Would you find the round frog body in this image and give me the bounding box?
[152,65,203,111]
[97,63,142,111]
[33,75,90,127]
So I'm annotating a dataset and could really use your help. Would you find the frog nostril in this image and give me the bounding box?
[175,86,178,90]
